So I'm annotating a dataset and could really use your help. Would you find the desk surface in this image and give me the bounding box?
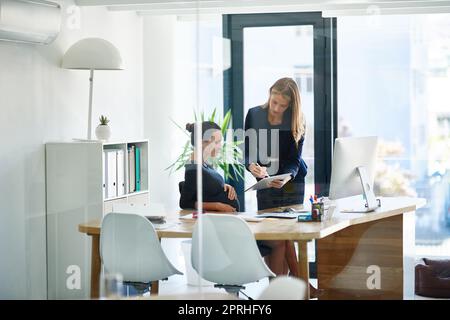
[79,197,425,241]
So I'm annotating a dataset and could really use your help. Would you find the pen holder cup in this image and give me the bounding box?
[311,203,325,221]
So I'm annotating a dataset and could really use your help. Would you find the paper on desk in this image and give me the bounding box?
[179,213,264,222]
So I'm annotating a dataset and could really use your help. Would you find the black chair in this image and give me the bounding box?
[179,181,185,194]
[415,258,450,298]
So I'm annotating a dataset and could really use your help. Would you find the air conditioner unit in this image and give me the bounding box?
[0,0,61,45]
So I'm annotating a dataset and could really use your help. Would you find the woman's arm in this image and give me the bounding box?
[245,108,268,178]
[179,169,197,209]
[244,108,253,171]
[194,202,236,212]
[269,136,304,189]
[283,135,305,179]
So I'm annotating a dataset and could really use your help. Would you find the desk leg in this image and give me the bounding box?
[297,240,310,299]
[151,237,162,296]
[151,281,159,295]
[90,234,101,299]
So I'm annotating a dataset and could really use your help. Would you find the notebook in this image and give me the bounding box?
[245,173,292,192]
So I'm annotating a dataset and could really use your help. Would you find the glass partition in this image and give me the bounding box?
[337,14,450,257]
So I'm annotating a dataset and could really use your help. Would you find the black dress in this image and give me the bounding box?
[245,106,307,256]
[179,162,240,211]
[244,106,307,209]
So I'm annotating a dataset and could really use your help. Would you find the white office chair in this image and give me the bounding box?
[191,214,275,298]
[100,212,182,295]
[257,276,307,300]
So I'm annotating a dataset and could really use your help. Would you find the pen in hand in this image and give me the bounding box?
[255,163,269,178]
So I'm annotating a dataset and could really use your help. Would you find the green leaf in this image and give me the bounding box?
[221,110,232,136]
[170,118,190,137]
[166,108,244,181]
[175,160,188,172]
[210,108,217,122]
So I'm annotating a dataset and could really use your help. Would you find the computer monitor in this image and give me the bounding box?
[329,136,379,212]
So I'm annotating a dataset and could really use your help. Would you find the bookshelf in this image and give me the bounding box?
[45,139,149,299]
[102,140,149,213]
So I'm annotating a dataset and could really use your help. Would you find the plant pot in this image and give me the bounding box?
[95,125,111,141]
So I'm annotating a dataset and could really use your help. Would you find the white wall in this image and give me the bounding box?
[142,15,224,271]
[143,15,180,214]
[143,15,223,215]
[0,1,143,298]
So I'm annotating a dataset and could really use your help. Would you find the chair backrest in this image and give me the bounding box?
[178,181,185,194]
[191,214,275,286]
[257,276,306,300]
[100,213,182,283]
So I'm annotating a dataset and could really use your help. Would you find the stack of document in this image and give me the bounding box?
[112,203,165,220]
[111,203,176,230]
[103,149,126,199]
[127,145,141,193]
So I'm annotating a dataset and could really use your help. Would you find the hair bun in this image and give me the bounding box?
[185,123,195,132]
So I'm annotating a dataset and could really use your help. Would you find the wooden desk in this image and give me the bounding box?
[78,197,424,300]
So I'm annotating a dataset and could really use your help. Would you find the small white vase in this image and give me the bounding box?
[95,125,111,141]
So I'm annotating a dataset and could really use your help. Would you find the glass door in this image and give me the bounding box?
[223,12,336,211]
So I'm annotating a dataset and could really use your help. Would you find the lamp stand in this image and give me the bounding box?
[87,69,94,140]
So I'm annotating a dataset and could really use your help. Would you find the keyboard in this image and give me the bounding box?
[178,213,264,223]
[257,212,301,219]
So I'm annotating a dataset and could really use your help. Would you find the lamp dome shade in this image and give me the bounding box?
[62,38,123,70]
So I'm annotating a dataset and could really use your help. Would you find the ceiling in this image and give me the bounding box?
[74,0,450,16]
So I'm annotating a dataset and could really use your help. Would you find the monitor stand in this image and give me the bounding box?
[341,166,380,213]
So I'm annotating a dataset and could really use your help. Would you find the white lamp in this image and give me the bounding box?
[62,38,123,140]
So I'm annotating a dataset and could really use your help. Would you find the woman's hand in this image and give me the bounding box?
[268,176,292,189]
[224,184,237,200]
[249,163,268,179]
[215,202,237,212]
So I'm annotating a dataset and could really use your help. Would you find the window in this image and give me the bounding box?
[338,14,450,256]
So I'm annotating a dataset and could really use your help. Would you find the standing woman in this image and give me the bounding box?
[245,77,308,277]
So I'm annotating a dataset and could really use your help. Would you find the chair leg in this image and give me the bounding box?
[238,290,254,300]
[124,282,151,296]
[214,284,252,299]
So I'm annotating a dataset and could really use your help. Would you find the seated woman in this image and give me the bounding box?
[179,122,304,284]
[179,121,240,212]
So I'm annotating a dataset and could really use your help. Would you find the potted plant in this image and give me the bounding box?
[166,109,245,182]
[95,115,111,141]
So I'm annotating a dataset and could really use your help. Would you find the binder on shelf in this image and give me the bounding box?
[116,149,125,197]
[135,147,141,192]
[105,150,118,198]
[102,151,107,199]
[128,146,136,193]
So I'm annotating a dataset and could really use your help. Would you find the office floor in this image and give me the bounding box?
[155,240,449,300]
[157,272,449,300]
[158,274,272,299]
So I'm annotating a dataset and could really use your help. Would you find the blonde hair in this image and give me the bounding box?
[263,77,305,147]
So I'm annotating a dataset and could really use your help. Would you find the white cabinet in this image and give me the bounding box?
[45,140,149,299]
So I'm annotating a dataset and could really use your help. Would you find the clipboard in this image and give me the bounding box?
[245,173,292,192]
